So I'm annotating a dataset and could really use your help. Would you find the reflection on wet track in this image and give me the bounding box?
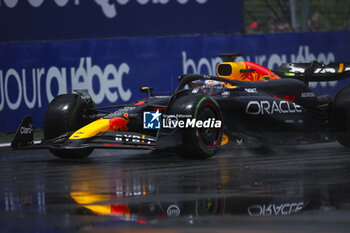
[1,143,350,232]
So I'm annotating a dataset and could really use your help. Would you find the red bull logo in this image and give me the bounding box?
[109,113,129,131]
[274,95,296,103]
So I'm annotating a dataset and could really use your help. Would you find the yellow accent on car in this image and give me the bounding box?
[225,84,238,89]
[220,134,229,146]
[217,62,246,79]
[338,63,344,73]
[69,119,110,140]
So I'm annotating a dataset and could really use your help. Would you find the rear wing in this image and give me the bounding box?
[274,61,350,84]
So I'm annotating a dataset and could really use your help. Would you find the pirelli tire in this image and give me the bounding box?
[44,93,95,159]
[331,86,350,147]
[169,93,223,159]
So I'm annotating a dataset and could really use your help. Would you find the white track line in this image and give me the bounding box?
[0,143,11,147]
[0,141,41,148]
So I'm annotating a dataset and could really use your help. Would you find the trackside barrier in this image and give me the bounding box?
[0,0,242,41]
[1,31,350,132]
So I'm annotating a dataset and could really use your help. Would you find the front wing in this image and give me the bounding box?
[11,116,157,151]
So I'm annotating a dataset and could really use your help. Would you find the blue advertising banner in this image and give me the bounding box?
[0,0,242,41]
[1,31,350,132]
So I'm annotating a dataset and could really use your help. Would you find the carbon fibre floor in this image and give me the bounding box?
[1,142,350,232]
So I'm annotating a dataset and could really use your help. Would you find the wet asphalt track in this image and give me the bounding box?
[1,143,350,233]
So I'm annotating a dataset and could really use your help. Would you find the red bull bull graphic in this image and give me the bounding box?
[69,113,130,140]
[241,61,280,81]
[274,95,296,103]
[217,61,280,81]
[109,113,129,131]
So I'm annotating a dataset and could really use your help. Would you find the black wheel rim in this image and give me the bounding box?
[197,103,221,148]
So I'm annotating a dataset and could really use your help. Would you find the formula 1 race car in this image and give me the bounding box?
[11,53,350,159]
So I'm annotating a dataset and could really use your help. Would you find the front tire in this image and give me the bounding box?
[169,94,223,159]
[44,94,94,159]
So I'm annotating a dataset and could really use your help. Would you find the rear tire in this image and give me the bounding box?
[169,94,223,159]
[44,94,94,159]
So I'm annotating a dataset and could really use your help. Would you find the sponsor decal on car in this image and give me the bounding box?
[115,133,156,145]
[301,92,316,98]
[111,107,135,117]
[20,124,33,135]
[245,88,257,93]
[246,100,302,115]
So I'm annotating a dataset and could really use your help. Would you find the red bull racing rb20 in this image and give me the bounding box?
[11,53,350,159]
